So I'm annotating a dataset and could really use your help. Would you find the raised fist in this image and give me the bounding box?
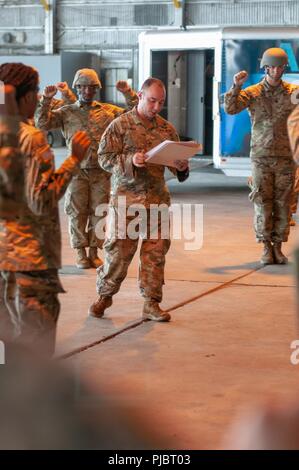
[56,82,69,96]
[43,85,57,99]
[116,80,130,93]
[233,71,248,87]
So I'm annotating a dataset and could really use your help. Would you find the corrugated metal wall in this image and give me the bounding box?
[1,1,299,79]
[187,1,299,27]
[0,1,44,53]
[1,1,299,53]
[56,1,174,50]
[1,1,299,54]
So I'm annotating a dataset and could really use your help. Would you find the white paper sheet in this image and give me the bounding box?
[145,140,202,169]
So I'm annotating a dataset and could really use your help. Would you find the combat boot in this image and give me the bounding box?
[142,300,171,322]
[273,242,288,264]
[260,241,274,265]
[88,296,113,318]
[76,248,91,269]
[89,247,103,268]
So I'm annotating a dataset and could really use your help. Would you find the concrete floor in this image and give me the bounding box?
[53,149,299,449]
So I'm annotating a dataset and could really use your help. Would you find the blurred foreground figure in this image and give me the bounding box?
[289,168,299,226]
[0,345,161,449]
[0,85,25,341]
[0,85,24,219]
[0,64,90,355]
[224,401,299,450]
[288,110,299,225]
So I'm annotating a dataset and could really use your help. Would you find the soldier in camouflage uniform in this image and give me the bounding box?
[89,78,189,322]
[288,104,299,163]
[225,48,299,265]
[0,63,90,355]
[35,69,137,269]
[0,85,25,341]
[289,167,299,226]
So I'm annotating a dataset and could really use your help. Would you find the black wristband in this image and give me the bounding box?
[177,167,189,182]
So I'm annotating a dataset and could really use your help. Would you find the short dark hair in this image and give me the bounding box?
[0,63,39,102]
[140,77,166,93]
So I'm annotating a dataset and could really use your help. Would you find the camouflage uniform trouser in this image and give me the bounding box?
[290,166,299,215]
[249,157,295,243]
[64,168,110,249]
[96,206,171,302]
[0,269,63,356]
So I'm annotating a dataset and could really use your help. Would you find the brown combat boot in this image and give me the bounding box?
[88,296,113,318]
[260,241,274,265]
[89,247,103,268]
[273,242,288,264]
[142,300,171,322]
[76,248,91,269]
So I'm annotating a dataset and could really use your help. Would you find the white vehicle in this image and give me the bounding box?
[139,27,299,176]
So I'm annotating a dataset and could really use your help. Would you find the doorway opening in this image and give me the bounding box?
[151,49,214,156]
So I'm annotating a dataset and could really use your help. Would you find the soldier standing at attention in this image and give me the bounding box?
[89,78,189,322]
[225,48,299,265]
[0,63,90,355]
[36,69,137,269]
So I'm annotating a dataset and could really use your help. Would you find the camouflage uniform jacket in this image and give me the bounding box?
[224,78,299,159]
[287,105,299,165]
[0,121,80,271]
[35,89,138,169]
[35,88,77,118]
[98,106,188,208]
[0,115,24,220]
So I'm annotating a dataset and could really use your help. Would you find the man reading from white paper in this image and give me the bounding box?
[89,77,189,322]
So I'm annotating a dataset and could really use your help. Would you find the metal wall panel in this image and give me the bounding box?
[0,2,44,53]
[1,1,299,59]
[58,0,173,5]
[57,2,172,28]
[0,31,44,52]
[0,4,43,27]
[57,4,134,27]
[186,1,299,27]
[58,28,142,50]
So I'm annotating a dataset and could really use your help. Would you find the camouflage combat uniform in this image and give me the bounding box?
[0,117,81,354]
[0,114,24,341]
[225,77,299,243]
[35,90,138,250]
[288,104,299,165]
[290,167,299,215]
[288,106,299,215]
[96,107,189,302]
[35,88,76,117]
